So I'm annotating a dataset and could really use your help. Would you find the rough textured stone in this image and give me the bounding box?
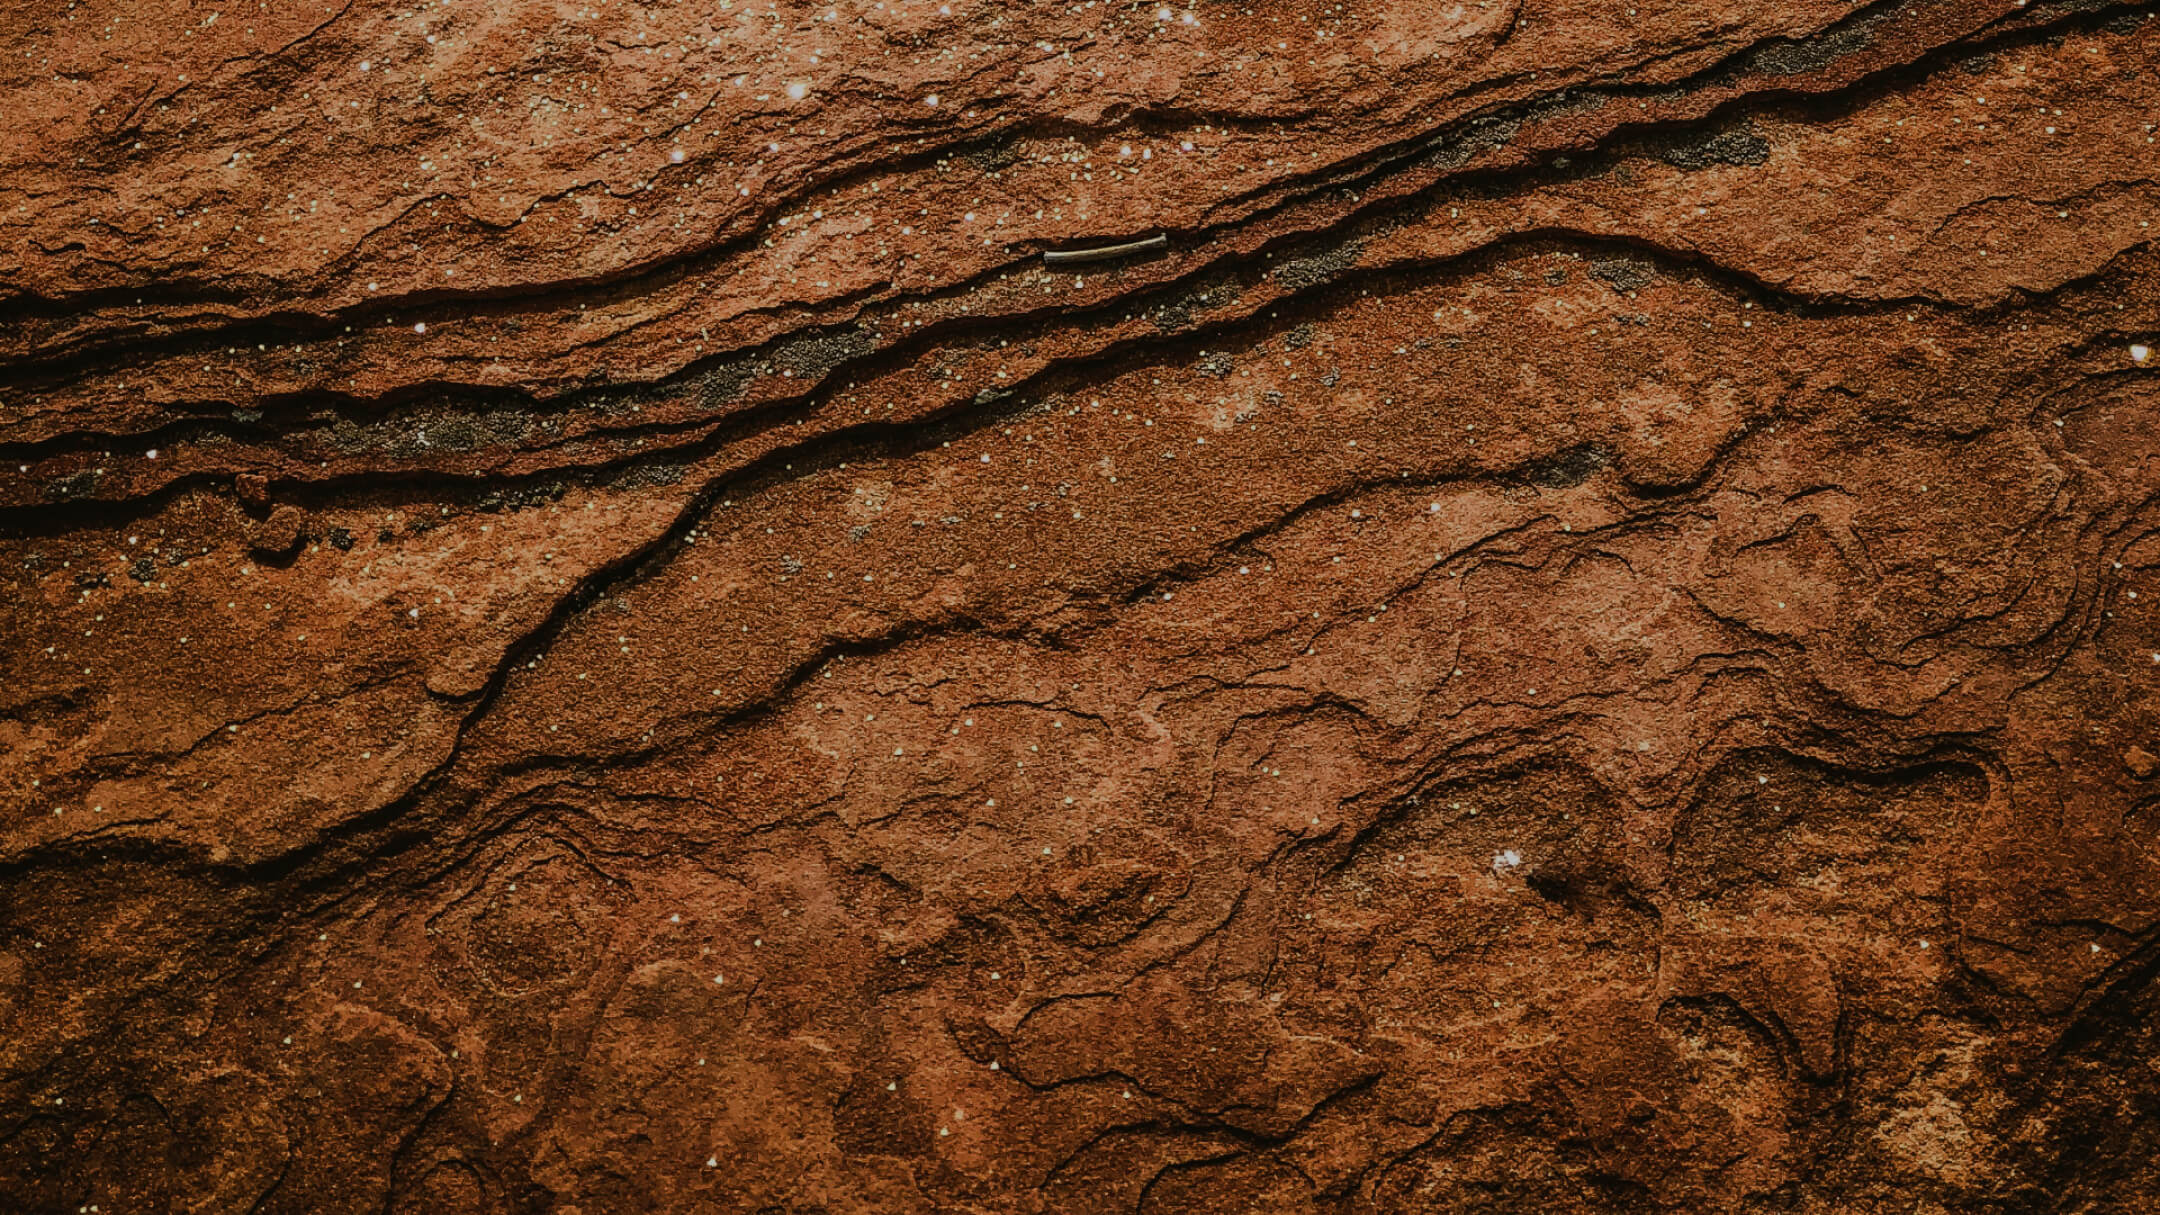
[4,0,2160,1211]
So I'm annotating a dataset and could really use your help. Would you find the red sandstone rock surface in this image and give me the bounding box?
[5,0,2160,1209]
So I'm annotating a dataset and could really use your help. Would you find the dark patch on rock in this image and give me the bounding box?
[1656,126,1772,170]
[476,481,567,513]
[608,463,686,491]
[1515,443,1613,490]
[1746,1,1905,77]
[422,414,486,452]
[325,406,530,458]
[1589,258,1656,294]
[1423,115,1522,171]
[44,469,102,502]
[686,359,754,411]
[1272,238,1364,291]
[1151,276,1244,332]
[325,417,372,453]
[958,138,1021,172]
[1749,28,1868,77]
[1150,299,1194,331]
[773,326,876,381]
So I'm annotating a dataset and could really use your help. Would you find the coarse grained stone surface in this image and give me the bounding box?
[4,0,2160,1209]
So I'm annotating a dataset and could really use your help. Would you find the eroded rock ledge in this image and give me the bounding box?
[4,0,2160,1210]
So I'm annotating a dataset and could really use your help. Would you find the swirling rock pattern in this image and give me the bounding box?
[4,0,2160,1209]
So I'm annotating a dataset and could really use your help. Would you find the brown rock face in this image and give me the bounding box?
[5,0,2160,1209]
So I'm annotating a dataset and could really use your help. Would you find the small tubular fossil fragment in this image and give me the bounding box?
[1042,233,1171,267]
